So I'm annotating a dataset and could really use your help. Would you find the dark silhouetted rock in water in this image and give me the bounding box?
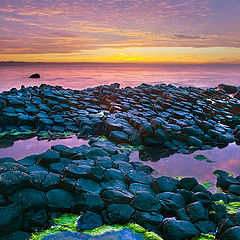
[217,84,238,94]
[29,73,40,78]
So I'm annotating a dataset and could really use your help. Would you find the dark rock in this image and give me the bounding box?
[219,226,240,240]
[106,168,124,180]
[46,189,74,210]
[152,176,178,193]
[195,220,216,234]
[9,188,47,209]
[132,211,163,232]
[1,231,31,240]
[95,156,113,169]
[0,157,16,164]
[36,150,60,165]
[126,171,154,185]
[63,164,91,179]
[101,189,134,204]
[0,205,23,236]
[74,193,105,211]
[86,148,109,159]
[29,73,40,78]
[100,179,128,191]
[157,192,186,212]
[129,183,155,195]
[228,184,240,196]
[217,175,239,190]
[0,171,31,195]
[178,177,198,190]
[131,191,161,212]
[76,211,103,230]
[217,84,238,94]
[109,130,129,143]
[0,162,29,174]
[161,218,200,240]
[75,178,102,194]
[90,166,106,181]
[185,201,209,223]
[106,204,135,224]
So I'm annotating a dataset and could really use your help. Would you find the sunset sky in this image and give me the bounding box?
[0,0,240,63]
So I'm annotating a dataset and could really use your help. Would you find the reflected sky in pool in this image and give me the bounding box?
[0,136,88,160]
[0,136,239,188]
[130,143,240,185]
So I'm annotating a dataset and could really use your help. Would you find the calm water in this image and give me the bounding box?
[0,136,88,160]
[0,63,240,92]
[0,135,239,186]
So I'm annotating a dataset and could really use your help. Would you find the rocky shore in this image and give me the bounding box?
[0,82,240,239]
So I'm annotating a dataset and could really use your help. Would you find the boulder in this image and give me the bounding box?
[29,73,40,78]
[101,189,134,204]
[76,211,103,230]
[219,226,240,240]
[75,178,102,194]
[130,191,161,212]
[74,193,105,212]
[46,189,74,210]
[161,218,200,240]
[36,150,60,165]
[152,176,178,193]
[0,171,31,195]
[0,205,23,236]
[106,204,135,224]
[217,84,238,94]
[185,201,209,223]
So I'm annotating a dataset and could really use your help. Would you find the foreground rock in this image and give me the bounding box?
[0,138,239,239]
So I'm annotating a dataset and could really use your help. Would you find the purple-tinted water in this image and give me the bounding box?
[130,143,240,184]
[0,136,88,160]
[0,63,240,92]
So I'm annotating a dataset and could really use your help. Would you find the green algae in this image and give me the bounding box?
[0,129,35,138]
[201,182,215,189]
[192,233,216,240]
[194,154,208,161]
[30,214,163,240]
[98,136,107,141]
[215,200,240,214]
[120,144,144,151]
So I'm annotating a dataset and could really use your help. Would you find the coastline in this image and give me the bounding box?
[0,82,240,239]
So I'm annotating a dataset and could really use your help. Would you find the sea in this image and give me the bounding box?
[0,63,240,186]
[0,63,240,92]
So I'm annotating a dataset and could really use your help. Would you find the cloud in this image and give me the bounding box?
[174,35,205,40]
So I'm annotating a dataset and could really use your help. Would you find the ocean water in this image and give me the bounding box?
[0,63,240,92]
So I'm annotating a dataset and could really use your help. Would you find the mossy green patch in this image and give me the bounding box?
[98,136,107,141]
[31,214,163,240]
[120,145,144,151]
[192,233,216,240]
[194,155,208,161]
[0,129,35,138]
[201,182,215,189]
[215,200,240,213]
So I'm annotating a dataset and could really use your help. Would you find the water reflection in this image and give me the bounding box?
[130,143,240,184]
[0,136,88,160]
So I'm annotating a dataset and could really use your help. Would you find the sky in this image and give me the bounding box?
[0,0,240,63]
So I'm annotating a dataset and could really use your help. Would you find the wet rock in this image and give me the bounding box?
[74,193,105,211]
[36,150,60,165]
[195,220,216,234]
[152,176,178,193]
[178,177,198,191]
[185,201,209,223]
[101,189,134,204]
[0,162,29,174]
[109,130,129,143]
[46,189,74,210]
[75,178,102,194]
[29,73,40,78]
[63,164,91,179]
[0,205,23,236]
[161,218,200,240]
[228,184,240,196]
[131,191,161,212]
[219,226,240,240]
[0,171,31,195]
[106,203,135,224]
[76,211,103,230]
[9,188,47,210]
[1,231,31,240]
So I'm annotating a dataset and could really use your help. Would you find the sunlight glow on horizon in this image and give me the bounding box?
[0,0,240,64]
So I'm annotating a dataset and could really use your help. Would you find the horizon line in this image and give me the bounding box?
[0,61,240,65]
